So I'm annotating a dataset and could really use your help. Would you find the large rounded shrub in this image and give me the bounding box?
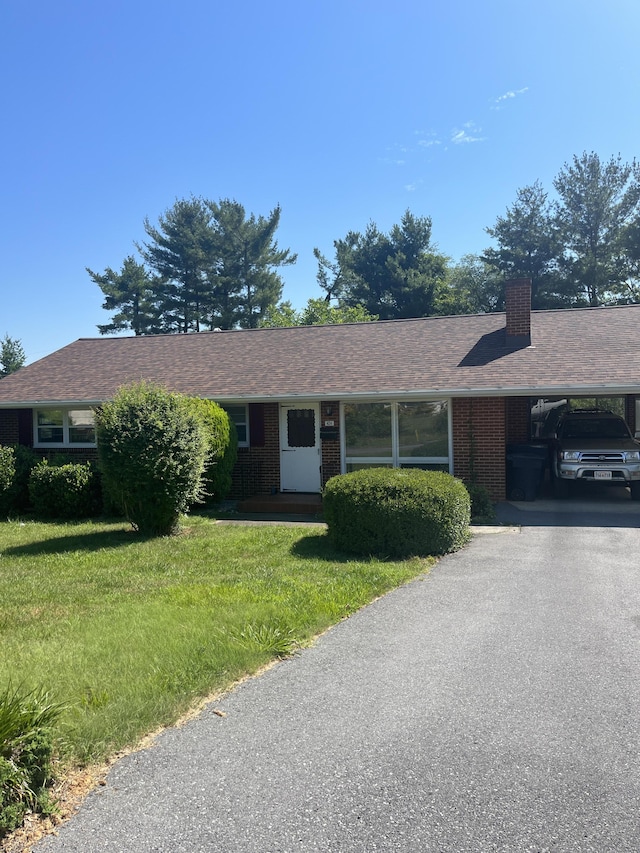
[185,398,238,504]
[96,383,209,535]
[323,467,470,558]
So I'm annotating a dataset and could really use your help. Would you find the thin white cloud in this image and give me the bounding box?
[451,122,485,144]
[416,130,442,148]
[491,87,529,109]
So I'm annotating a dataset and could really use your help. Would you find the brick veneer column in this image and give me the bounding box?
[0,410,20,445]
[320,401,341,487]
[452,397,507,500]
[230,403,281,498]
[251,402,280,494]
[506,397,531,443]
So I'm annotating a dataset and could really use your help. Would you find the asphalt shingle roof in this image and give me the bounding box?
[1,304,639,406]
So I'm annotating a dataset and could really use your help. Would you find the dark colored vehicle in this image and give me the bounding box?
[553,409,640,499]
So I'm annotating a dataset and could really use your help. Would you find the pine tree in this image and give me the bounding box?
[0,335,25,376]
[87,256,157,335]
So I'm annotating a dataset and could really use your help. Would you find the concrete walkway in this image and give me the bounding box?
[37,523,640,852]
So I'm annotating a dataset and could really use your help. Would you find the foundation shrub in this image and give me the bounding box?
[323,467,470,557]
[96,382,209,535]
[28,460,101,519]
[185,399,238,504]
[0,446,41,516]
[0,446,15,515]
[9,446,40,512]
[464,480,496,523]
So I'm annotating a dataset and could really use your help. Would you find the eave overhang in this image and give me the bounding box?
[2,382,640,409]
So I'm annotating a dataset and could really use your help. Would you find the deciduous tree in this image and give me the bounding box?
[438,255,505,315]
[260,298,377,327]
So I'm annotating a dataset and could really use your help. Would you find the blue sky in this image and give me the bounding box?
[2,0,639,363]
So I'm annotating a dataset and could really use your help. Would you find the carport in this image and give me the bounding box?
[497,480,640,527]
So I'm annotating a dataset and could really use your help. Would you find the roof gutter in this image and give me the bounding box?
[2,383,640,409]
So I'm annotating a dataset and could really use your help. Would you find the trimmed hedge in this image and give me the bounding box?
[28,460,102,519]
[185,398,238,504]
[323,468,471,558]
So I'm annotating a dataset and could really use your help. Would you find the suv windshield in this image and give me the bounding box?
[561,420,630,440]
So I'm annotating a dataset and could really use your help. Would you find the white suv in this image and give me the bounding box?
[553,409,640,499]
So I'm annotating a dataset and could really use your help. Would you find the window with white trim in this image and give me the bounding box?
[34,408,96,447]
[343,400,450,472]
[223,405,249,447]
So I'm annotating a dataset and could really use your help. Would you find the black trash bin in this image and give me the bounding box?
[506,443,548,501]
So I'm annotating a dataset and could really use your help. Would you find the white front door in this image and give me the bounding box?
[280,404,322,492]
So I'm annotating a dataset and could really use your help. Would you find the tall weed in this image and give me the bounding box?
[0,684,64,836]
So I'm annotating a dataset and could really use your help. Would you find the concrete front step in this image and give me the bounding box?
[236,493,323,515]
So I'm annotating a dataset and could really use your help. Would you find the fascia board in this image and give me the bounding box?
[2,383,640,410]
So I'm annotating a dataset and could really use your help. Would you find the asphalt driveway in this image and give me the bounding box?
[36,522,640,852]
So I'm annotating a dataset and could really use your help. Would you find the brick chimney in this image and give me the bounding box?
[505,278,531,347]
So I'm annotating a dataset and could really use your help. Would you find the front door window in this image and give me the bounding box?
[287,408,316,447]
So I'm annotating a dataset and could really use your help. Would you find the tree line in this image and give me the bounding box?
[88,151,640,336]
[87,198,296,334]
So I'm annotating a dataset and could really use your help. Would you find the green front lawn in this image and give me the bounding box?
[0,516,432,767]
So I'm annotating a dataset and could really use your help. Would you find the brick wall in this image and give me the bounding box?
[39,448,99,463]
[231,402,280,498]
[0,409,35,446]
[1,408,99,460]
[230,400,342,498]
[320,400,341,487]
[506,397,531,443]
[452,397,506,500]
[0,410,20,445]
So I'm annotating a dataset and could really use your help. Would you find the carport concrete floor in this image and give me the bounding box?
[34,517,640,852]
[497,481,640,527]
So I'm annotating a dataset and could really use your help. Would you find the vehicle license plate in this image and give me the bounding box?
[594,470,612,479]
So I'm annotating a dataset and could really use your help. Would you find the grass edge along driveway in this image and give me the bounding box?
[0,515,434,770]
